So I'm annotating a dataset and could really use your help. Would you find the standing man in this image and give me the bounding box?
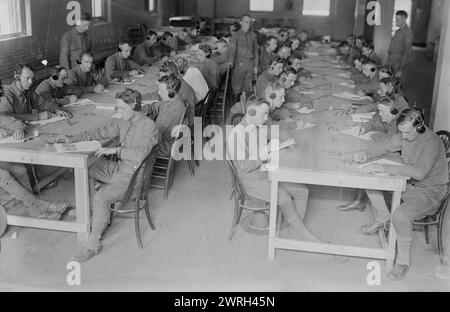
[387,11,413,79]
[60,13,92,70]
[228,14,259,102]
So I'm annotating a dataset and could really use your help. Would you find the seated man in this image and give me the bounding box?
[66,51,108,93]
[149,60,197,126]
[104,41,145,83]
[255,57,284,98]
[56,89,160,262]
[350,55,369,85]
[0,64,72,121]
[277,44,292,62]
[0,114,67,219]
[227,97,320,242]
[152,32,178,59]
[290,38,306,60]
[197,44,221,89]
[289,56,312,81]
[337,42,351,62]
[352,108,449,280]
[298,30,311,51]
[178,26,202,48]
[133,29,159,66]
[175,57,209,102]
[362,42,382,66]
[355,61,380,97]
[35,66,83,106]
[141,75,186,157]
[279,67,313,107]
[259,36,278,74]
[198,18,211,36]
[212,39,231,75]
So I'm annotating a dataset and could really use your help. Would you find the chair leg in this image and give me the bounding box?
[228,197,244,241]
[143,198,155,231]
[424,223,430,244]
[164,159,174,200]
[135,200,143,249]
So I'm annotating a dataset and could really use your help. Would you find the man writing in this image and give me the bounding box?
[104,41,145,83]
[66,51,108,93]
[133,30,159,66]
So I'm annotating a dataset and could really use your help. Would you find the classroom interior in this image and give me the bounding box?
[0,0,450,292]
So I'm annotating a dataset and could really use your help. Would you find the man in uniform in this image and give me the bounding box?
[104,41,145,83]
[66,51,108,93]
[387,11,414,79]
[60,13,92,70]
[133,30,159,66]
[228,14,259,102]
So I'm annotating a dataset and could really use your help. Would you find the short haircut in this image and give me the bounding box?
[269,56,284,67]
[79,51,93,60]
[216,38,228,45]
[159,60,179,75]
[175,57,189,75]
[14,64,34,79]
[397,108,424,127]
[396,10,408,19]
[241,13,251,20]
[380,65,394,76]
[283,66,297,76]
[265,36,277,47]
[265,81,285,99]
[119,40,132,48]
[50,65,66,78]
[162,32,174,40]
[278,28,288,34]
[158,74,181,94]
[146,29,157,37]
[116,88,142,111]
[231,22,240,31]
[380,77,401,94]
[246,95,269,116]
[199,44,212,57]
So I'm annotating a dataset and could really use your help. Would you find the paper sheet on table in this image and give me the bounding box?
[131,74,144,78]
[299,91,314,95]
[337,73,351,79]
[355,159,406,175]
[299,122,317,130]
[297,108,315,114]
[340,127,375,141]
[64,99,95,107]
[333,91,372,101]
[54,140,102,153]
[27,116,69,126]
[304,51,319,57]
[177,53,191,58]
[110,79,136,85]
[96,89,110,94]
[96,105,115,110]
[338,82,356,89]
[0,136,26,144]
[269,138,296,153]
[351,112,376,123]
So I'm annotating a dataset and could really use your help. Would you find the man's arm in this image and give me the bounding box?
[0,114,26,132]
[128,59,145,73]
[35,92,61,113]
[119,123,160,164]
[71,121,120,142]
[104,56,129,81]
[365,132,402,159]
[141,101,162,120]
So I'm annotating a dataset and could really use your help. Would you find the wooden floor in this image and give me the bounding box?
[0,159,449,292]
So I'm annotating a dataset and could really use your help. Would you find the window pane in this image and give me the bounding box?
[250,0,274,12]
[0,0,23,35]
[149,0,154,11]
[303,0,330,16]
[92,0,103,18]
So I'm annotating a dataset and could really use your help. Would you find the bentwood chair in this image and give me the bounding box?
[109,147,157,249]
[226,159,270,241]
[208,65,232,125]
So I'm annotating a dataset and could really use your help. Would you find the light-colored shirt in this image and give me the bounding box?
[183,67,209,101]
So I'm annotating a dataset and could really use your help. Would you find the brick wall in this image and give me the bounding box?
[0,0,178,83]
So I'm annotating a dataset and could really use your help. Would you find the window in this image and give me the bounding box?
[302,0,330,16]
[91,0,110,23]
[0,0,31,40]
[250,0,274,12]
[146,0,157,12]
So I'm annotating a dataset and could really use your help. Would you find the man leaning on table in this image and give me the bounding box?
[104,41,145,83]
[0,64,73,121]
[353,108,448,281]
[66,51,108,93]
[227,96,321,242]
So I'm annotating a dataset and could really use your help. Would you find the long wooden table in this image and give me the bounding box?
[267,44,409,270]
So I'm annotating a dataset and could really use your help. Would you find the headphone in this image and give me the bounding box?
[399,108,426,134]
[14,64,27,81]
[51,66,65,81]
[166,78,178,99]
[269,92,277,100]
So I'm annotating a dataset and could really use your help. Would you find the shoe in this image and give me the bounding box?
[45,202,69,215]
[337,201,365,212]
[387,264,409,281]
[71,246,102,263]
[360,222,388,235]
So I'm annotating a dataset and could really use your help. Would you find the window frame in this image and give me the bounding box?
[91,0,111,25]
[0,0,32,41]
[249,0,275,12]
[302,0,331,17]
[146,0,157,13]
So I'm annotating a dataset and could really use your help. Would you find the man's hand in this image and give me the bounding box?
[170,51,177,57]
[129,70,140,77]
[354,151,369,163]
[356,89,365,97]
[94,84,105,93]
[95,147,119,157]
[13,130,25,141]
[55,109,73,118]
[395,71,402,78]
[0,129,10,139]
[65,95,78,103]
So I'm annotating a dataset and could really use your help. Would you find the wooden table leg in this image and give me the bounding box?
[386,191,402,271]
[268,179,278,261]
[75,168,90,245]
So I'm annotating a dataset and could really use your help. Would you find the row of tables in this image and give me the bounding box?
[268,43,408,270]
